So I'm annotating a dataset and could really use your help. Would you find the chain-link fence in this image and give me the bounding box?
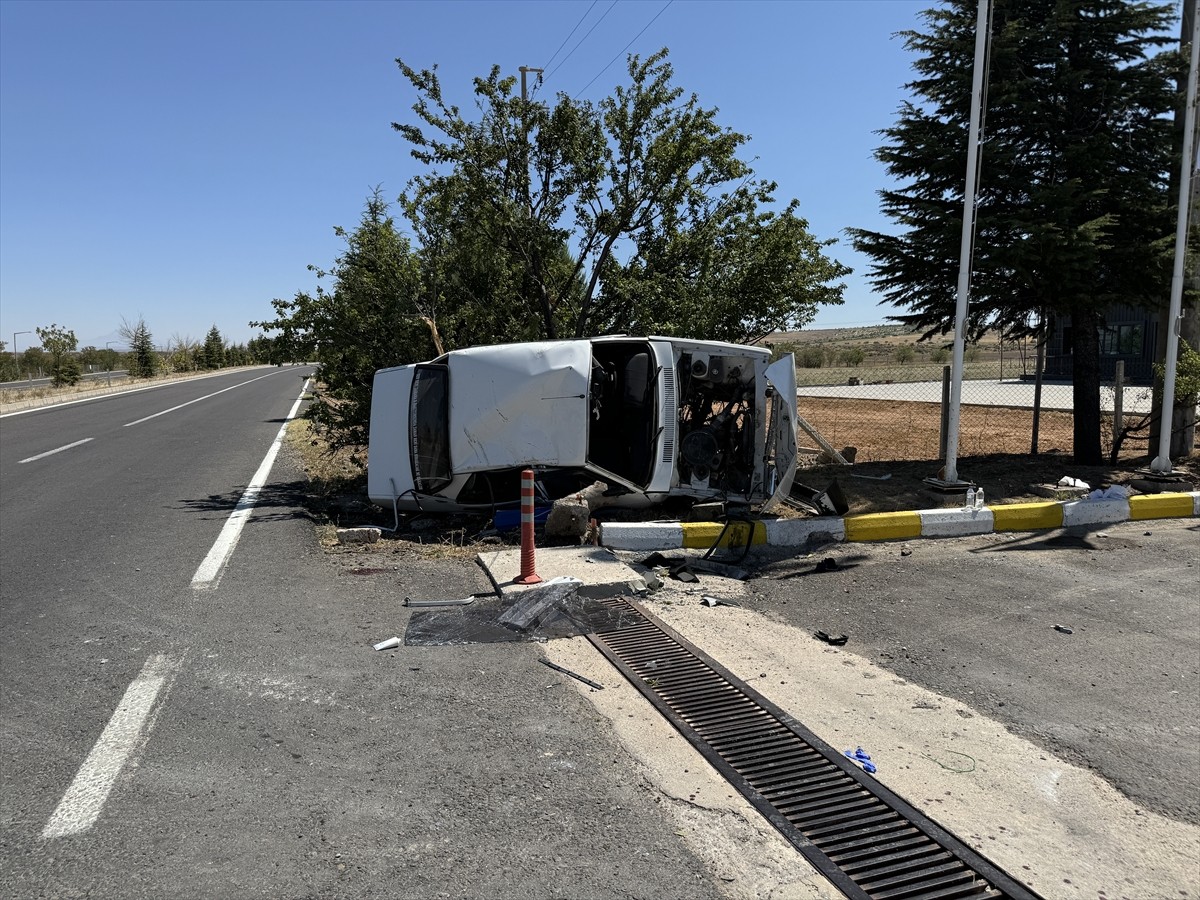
[789,359,1162,464]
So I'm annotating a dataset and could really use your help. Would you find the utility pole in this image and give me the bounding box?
[1150,0,1200,463]
[519,66,543,102]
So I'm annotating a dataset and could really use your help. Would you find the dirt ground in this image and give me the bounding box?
[791,396,1198,515]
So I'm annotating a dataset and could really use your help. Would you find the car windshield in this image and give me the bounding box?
[410,364,451,492]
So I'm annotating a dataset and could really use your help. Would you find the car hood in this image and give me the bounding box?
[448,341,592,472]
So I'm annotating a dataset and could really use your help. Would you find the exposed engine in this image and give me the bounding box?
[676,351,758,494]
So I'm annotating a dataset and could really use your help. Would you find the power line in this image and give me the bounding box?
[574,0,674,99]
[545,0,619,83]
[542,0,599,74]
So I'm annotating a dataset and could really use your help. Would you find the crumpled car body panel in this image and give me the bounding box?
[367,336,797,514]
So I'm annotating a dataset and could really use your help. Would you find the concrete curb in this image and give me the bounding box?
[600,491,1200,551]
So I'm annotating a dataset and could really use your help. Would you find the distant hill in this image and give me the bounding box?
[763,325,913,345]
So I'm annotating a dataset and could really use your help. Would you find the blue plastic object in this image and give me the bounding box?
[492,506,551,530]
[843,747,877,774]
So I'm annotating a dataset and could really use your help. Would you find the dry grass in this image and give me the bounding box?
[796,395,1157,463]
[284,418,496,560]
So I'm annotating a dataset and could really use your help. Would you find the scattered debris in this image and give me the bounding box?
[373,636,401,651]
[636,552,749,583]
[545,481,614,539]
[843,747,877,774]
[814,630,848,646]
[814,557,841,573]
[1085,485,1129,500]
[498,577,583,630]
[900,546,913,557]
[404,581,642,646]
[1057,476,1090,489]
[689,501,727,521]
[1053,624,1074,634]
[539,658,604,690]
[689,558,750,581]
[787,479,849,517]
[912,700,940,710]
[403,595,481,608]
[849,472,892,481]
[701,595,741,608]
[337,527,381,545]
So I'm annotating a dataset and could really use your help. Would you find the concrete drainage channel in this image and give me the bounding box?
[586,599,1043,900]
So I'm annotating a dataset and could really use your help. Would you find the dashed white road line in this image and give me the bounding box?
[123,371,281,427]
[42,653,183,839]
[190,379,310,590]
[18,437,94,464]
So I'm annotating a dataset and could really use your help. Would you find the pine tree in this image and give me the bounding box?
[202,325,225,369]
[120,316,158,378]
[850,0,1180,464]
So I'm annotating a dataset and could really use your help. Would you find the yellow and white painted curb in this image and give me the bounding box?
[599,491,1200,551]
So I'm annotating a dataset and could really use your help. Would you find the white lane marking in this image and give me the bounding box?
[0,366,300,419]
[18,438,94,464]
[124,371,282,427]
[42,653,183,839]
[190,379,311,590]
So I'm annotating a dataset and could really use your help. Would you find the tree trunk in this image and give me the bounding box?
[1071,306,1104,464]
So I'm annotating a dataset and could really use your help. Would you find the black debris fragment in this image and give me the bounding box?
[814,630,849,646]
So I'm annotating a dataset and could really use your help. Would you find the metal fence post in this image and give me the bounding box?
[1112,359,1125,453]
[939,365,952,460]
[1031,328,1046,455]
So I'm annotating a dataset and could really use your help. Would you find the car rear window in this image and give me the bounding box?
[410,364,451,492]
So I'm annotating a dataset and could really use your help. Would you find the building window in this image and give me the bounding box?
[1100,324,1143,356]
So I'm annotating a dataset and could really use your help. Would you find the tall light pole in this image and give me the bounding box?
[13,331,30,382]
[1150,8,1200,474]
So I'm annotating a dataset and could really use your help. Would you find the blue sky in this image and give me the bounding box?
[0,0,931,351]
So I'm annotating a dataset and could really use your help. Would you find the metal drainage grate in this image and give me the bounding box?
[586,600,1044,900]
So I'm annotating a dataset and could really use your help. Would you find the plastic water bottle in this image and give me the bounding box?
[965,487,976,509]
[974,487,985,509]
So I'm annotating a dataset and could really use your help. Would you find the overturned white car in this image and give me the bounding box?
[367,337,797,515]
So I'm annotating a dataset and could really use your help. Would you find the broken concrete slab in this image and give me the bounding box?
[337,526,381,544]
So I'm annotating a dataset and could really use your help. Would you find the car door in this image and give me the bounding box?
[761,355,798,513]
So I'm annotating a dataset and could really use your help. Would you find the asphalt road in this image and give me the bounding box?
[0,369,721,900]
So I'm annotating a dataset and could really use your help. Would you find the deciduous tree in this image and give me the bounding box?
[394,49,847,345]
[35,323,81,386]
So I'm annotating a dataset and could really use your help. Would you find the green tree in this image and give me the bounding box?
[20,347,46,379]
[252,191,430,459]
[201,325,226,370]
[167,334,198,372]
[849,0,1179,464]
[120,316,158,378]
[894,344,916,364]
[840,347,866,367]
[35,324,82,386]
[0,340,18,381]
[394,49,848,345]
